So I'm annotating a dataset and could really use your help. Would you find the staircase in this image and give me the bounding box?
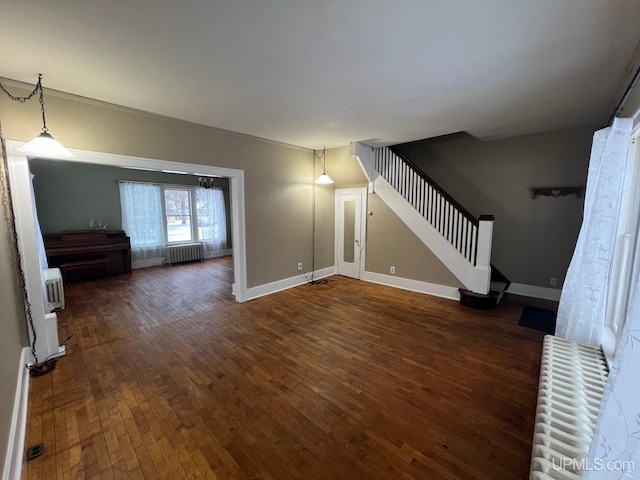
[351,142,508,307]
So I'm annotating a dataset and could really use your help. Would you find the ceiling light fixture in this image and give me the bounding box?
[0,74,73,158]
[314,148,333,185]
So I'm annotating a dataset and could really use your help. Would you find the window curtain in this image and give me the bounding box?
[584,254,640,479]
[197,187,228,258]
[31,173,53,313]
[555,118,634,347]
[119,182,165,269]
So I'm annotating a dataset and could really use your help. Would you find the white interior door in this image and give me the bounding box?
[336,189,367,279]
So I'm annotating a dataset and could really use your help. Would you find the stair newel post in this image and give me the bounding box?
[476,215,494,268]
[474,214,495,294]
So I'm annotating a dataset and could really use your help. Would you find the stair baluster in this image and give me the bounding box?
[374,147,480,266]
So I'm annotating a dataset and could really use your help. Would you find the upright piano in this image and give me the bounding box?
[44,230,131,282]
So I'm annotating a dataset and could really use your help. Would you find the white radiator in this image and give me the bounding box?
[530,335,609,479]
[44,267,65,309]
[165,242,204,265]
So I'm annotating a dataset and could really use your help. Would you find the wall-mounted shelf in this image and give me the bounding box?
[530,186,584,199]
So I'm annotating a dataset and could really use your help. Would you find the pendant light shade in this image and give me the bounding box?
[19,131,74,157]
[315,172,334,184]
[314,148,333,184]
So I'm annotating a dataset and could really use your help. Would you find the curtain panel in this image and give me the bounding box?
[119,182,166,269]
[553,117,640,478]
[585,258,640,478]
[197,187,228,258]
[555,118,634,347]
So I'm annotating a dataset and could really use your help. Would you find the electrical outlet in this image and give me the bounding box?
[390,266,396,275]
[297,262,303,271]
[550,277,557,286]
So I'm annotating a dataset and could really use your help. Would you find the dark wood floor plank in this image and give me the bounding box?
[23,256,543,479]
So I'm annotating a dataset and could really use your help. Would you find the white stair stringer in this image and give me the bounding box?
[351,142,491,294]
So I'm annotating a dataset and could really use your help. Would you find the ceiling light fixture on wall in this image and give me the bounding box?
[0,74,73,158]
[314,148,334,185]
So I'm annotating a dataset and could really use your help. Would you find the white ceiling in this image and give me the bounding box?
[1,1,639,149]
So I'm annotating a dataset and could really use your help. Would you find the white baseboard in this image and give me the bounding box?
[363,271,461,301]
[3,347,30,480]
[246,266,336,301]
[506,282,561,301]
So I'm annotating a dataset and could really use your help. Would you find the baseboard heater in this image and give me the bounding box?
[529,335,609,479]
[44,267,65,309]
[165,242,204,265]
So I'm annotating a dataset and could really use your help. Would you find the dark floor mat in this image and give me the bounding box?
[518,305,557,334]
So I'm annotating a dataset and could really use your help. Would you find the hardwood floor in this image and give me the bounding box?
[23,257,545,479]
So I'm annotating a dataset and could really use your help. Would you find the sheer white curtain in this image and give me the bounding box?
[555,118,634,346]
[197,187,227,258]
[584,245,640,478]
[119,182,166,269]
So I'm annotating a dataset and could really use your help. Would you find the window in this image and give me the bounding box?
[120,181,228,266]
[602,127,640,362]
[163,188,193,243]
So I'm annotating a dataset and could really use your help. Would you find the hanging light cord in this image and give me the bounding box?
[310,164,316,283]
[0,117,39,365]
[309,149,328,285]
[0,74,42,104]
[314,147,327,173]
[0,74,48,134]
[0,74,58,375]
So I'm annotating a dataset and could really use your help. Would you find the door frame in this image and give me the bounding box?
[334,187,368,279]
[6,140,248,363]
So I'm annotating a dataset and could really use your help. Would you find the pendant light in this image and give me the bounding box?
[15,74,74,157]
[314,148,333,184]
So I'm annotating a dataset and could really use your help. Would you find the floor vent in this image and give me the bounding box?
[26,443,45,461]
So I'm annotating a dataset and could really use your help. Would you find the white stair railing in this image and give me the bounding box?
[374,147,484,265]
[352,142,494,294]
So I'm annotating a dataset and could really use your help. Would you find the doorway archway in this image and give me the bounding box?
[6,140,248,362]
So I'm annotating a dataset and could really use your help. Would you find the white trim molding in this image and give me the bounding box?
[2,348,30,480]
[506,282,561,301]
[363,271,461,301]
[246,266,336,301]
[7,146,65,361]
[6,140,248,307]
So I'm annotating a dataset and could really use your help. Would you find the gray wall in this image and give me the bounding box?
[395,127,595,288]
[29,160,232,247]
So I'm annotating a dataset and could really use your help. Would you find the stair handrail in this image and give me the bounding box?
[388,146,478,226]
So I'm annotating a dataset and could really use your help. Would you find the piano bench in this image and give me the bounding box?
[60,258,112,282]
